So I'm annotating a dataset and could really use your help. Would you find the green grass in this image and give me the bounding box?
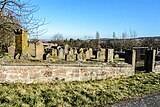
[0,73,159,107]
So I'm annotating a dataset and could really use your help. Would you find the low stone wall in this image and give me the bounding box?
[0,65,134,83]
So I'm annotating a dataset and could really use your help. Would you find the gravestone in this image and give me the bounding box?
[65,54,76,61]
[64,44,69,55]
[105,49,114,63]
[145,50,156,72]
[99,48,106,61]
[114,54,119,60]
[125,50,136,69]
[85,50,90,60]
[58,48,65,60]
[35,41,44,60]
[69,48,74,55]
[73,47,78,54]
[77,48,86,61]
[14,29,28,56]
[65,47,77,61]
[8,45,15,56]
[79,48,84,53]
[52,48,58,57]
[89,48,93,56]
[45,53,52,61]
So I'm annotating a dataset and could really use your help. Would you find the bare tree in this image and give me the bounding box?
[52,33,63,41]
[129,29,138,38]
[0,0,45,53]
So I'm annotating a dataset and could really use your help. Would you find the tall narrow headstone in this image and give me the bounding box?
[64,44,69,55]
[85,50,90,60]
[14,29,28,59]
[35,41,44,60]
[105,49,114,63]
[100,48,106,61]
[58,48,65,60]
[145,50,156,72]
[8,45,15,56]
[15,29,28,54]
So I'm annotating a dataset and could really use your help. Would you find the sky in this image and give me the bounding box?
[31,0,160,39]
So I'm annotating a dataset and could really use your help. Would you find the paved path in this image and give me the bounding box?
[105,92,160,107]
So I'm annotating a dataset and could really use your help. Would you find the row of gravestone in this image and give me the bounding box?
[42,44,114,63]
[125,50,156,72]
[7,40,114,63]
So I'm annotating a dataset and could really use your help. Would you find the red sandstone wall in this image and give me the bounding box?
[0,65,134,83]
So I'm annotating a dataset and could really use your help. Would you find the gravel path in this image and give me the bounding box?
[105,92,160,107]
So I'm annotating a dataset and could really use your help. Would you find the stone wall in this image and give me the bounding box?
[0,65,134,83]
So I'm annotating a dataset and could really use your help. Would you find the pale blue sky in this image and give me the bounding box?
[32,0,160,39]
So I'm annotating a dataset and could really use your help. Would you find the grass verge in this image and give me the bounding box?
[0,73,159,107]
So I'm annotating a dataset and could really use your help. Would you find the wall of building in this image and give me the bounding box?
[0,65,134,83]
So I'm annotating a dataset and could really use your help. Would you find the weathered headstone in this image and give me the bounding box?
[52,48,58,57]
[105,49,114,63]
[77,48,86,61]
[65,47,77,61]
[65,54,76,61]
[8,45,15,56]
[99,48,106,61]
[14,29,28,57]
[69,48,74,55]
[35,41,44,60]
[58,48,65,60]
[85,50,90,60]
[64,44,69,55]
[145,50,156,72]
[73,47,78,54]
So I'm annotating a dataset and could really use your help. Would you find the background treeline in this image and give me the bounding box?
[51,37,160,51]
